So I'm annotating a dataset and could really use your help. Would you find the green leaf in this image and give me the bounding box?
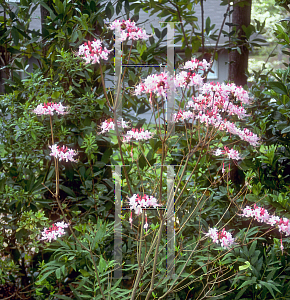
[98,255,107,273]
[238,277,257,290]
[239,260,252,271]
[281,126,290,134]
[79,269,90,277]
[59,185,76,198]
[268,81,288,95]
[11,27,19,45]
[259,280,280,299]
[105,2,114,19]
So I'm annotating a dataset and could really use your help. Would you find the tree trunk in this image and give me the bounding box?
[228,0,252,86]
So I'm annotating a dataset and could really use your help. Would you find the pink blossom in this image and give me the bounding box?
[240,204,290,237]
[206,227,219,243]
[134,72,170,99]
[49,144,78,162]
[241,206,253,218]
[267,215,280,226]
[128,194,159,228]
[182,58,210,71]
[33,102,68,116]
[175,71,204,88]
[123,128,153,143]
[100,118,129,133]
[206,227,235,249]
[201,82,250,105]
[109,19,150,41]
[214,147,242,160]
[173,81,259,146]
[253,206,270,223]
[173,110,194,122]
[40,222,69,242]
[77,39,111,64]
[278,218,290,236]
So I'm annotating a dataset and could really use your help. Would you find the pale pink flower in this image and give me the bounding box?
[253,206,270,223]
[220,230,235,248]
[100,118,129,133]
[134,72,170,98]
[241,205,290,239]
[173,110,194,122]
[33,102,68,116]
[182,58,210,71]
[278,218,290,236]
[214,147,242,160]
[49,144,78,162]
[175,71,204,88]
[77,39,111,64]
[40,222,69,242]
[123,128,153,143]
[267,215,280,226]
[241,206,253,218]
[109,19,150,41]
[206,227,235,249]
[128,194,159,225]
[134,205,142,216]
[206,227,219,243]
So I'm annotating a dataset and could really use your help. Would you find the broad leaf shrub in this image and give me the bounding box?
[1,0,290,299]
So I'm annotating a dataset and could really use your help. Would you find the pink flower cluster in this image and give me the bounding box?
[241,204,290,236]
[214,147,241,160]
[175,71,204,88]
[40,221,69,242]
[109,19,150,41]
[182,58,211,71]
[33,102,68,116]
[123,128,153,143]
[49,144,78,162]
[128,194,159,228]
[77,39,111,64]
[206,227,235,249]
[174,110,259,147]
[200,82,250,105]
[100,118,129,133]
[134,72,169,100]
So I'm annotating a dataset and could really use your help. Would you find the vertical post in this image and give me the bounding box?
[114,28,122,135]
[114,165,122,278]
[167,22,175,135]
[166,23,176,278]
[167,165,175,277]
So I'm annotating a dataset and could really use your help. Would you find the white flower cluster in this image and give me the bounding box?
[241,205,290,236]
[174,110,259,147]
[100,118,129,133]
[134,72,169,99]
[40,221,69,242]
[214,147,242,160]
[128,194,159,229]
[206,227,235,249]
[123,128,154,143]
[77,39,111,64]
[109,19,150,41]
[49,144,78,162]
[182,58,211,71]
[33,102,68,116]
